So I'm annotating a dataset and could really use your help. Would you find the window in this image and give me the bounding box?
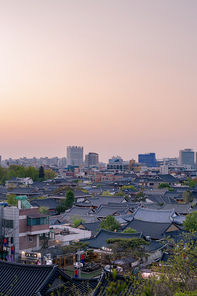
[32,218,40,226]
[29,237,33,242]
[40,232,50,240]
[39,233,45,240]
[27,217,31,226]
[27,216,49,226]
[3,219,13,228]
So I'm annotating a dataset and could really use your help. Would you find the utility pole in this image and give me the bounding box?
[74,249,84,278]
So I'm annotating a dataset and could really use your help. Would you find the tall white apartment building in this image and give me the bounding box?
[67,146,83,166]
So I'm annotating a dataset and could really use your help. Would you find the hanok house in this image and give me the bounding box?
[147,174,177,188]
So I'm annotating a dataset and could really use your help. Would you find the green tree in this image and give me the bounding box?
[135,191,145,201]
[158,183,171,189]
[7,183,16,191]
[81,189,89,194]
[183,190,193,203]
[146,233,197,295]
[125,194,129,201]
[6,194,17,206]
[184,178,197,188]
[101,190,113,196]
[62,189,75,208]
[25,166,39,181]
[100,215,120,231]
[39,206,50,215]
[73,179,79,183]
[114,191,125,196]
[122,185,137,191]
[122,227,137,234]
[0,166,9,185]
[61,241,89,254]
[106,237,149,273]
[69,215,85,227]
[7,165,40,181]
[39,166,45,179]
[168,188,175,192]
[52,186,71,195]
[44,169,57,180]
[55,204,67,214]
[183,211,197,232]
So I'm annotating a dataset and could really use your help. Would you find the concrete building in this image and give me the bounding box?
[107,156,123,170]
[51,224,91,247]
[160,165,169,174]
[67,146,83,166]
[179,149,195,167]
[129,159,135,171]
[85,153,99,167]
[0,196,55,261]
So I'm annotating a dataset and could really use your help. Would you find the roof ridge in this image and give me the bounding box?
[37,265,59,294]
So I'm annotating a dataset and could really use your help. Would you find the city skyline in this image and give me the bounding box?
[1,147,196,164]
[1,1,197,162]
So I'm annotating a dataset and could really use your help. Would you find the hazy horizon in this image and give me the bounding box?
[1,1,197,163]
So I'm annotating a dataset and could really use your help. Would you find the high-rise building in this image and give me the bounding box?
[138,153,156,167]
[67,146,83,166]
[179,149,194,167]
[85,153,99,167]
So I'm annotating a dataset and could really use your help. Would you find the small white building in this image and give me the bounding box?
[50,224,91,246]
[5,177,33,187]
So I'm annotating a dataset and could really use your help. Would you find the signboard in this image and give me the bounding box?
[25,252,37,258]
[3,247,9,252]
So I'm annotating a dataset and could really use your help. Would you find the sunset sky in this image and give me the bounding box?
[1,1,197,162]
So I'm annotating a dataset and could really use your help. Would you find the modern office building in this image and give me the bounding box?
[179,149,195,167]
[67,146,83,166]
[107,156,129,170]
[85,153,99,167]
[138,153,156,167]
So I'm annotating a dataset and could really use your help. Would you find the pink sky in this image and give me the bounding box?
[1,1,197,162]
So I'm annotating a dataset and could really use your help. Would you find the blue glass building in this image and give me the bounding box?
[138,153,156,167]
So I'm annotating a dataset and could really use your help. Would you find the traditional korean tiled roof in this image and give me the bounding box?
[142,202,162,210]
[94,204,130,217]
[122,219,179,240]
[81,229,142,249]
[65,206,93,217]
[133,207,176,223]
[145,195,177,205]
[75,221,101,236]
[0,261,98,296]
[30,198,59,210]
[93,270,134,296]
[144,240,165,253]
[160,203,192,215]
[85,196,126,207]
[0,261,59,296]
